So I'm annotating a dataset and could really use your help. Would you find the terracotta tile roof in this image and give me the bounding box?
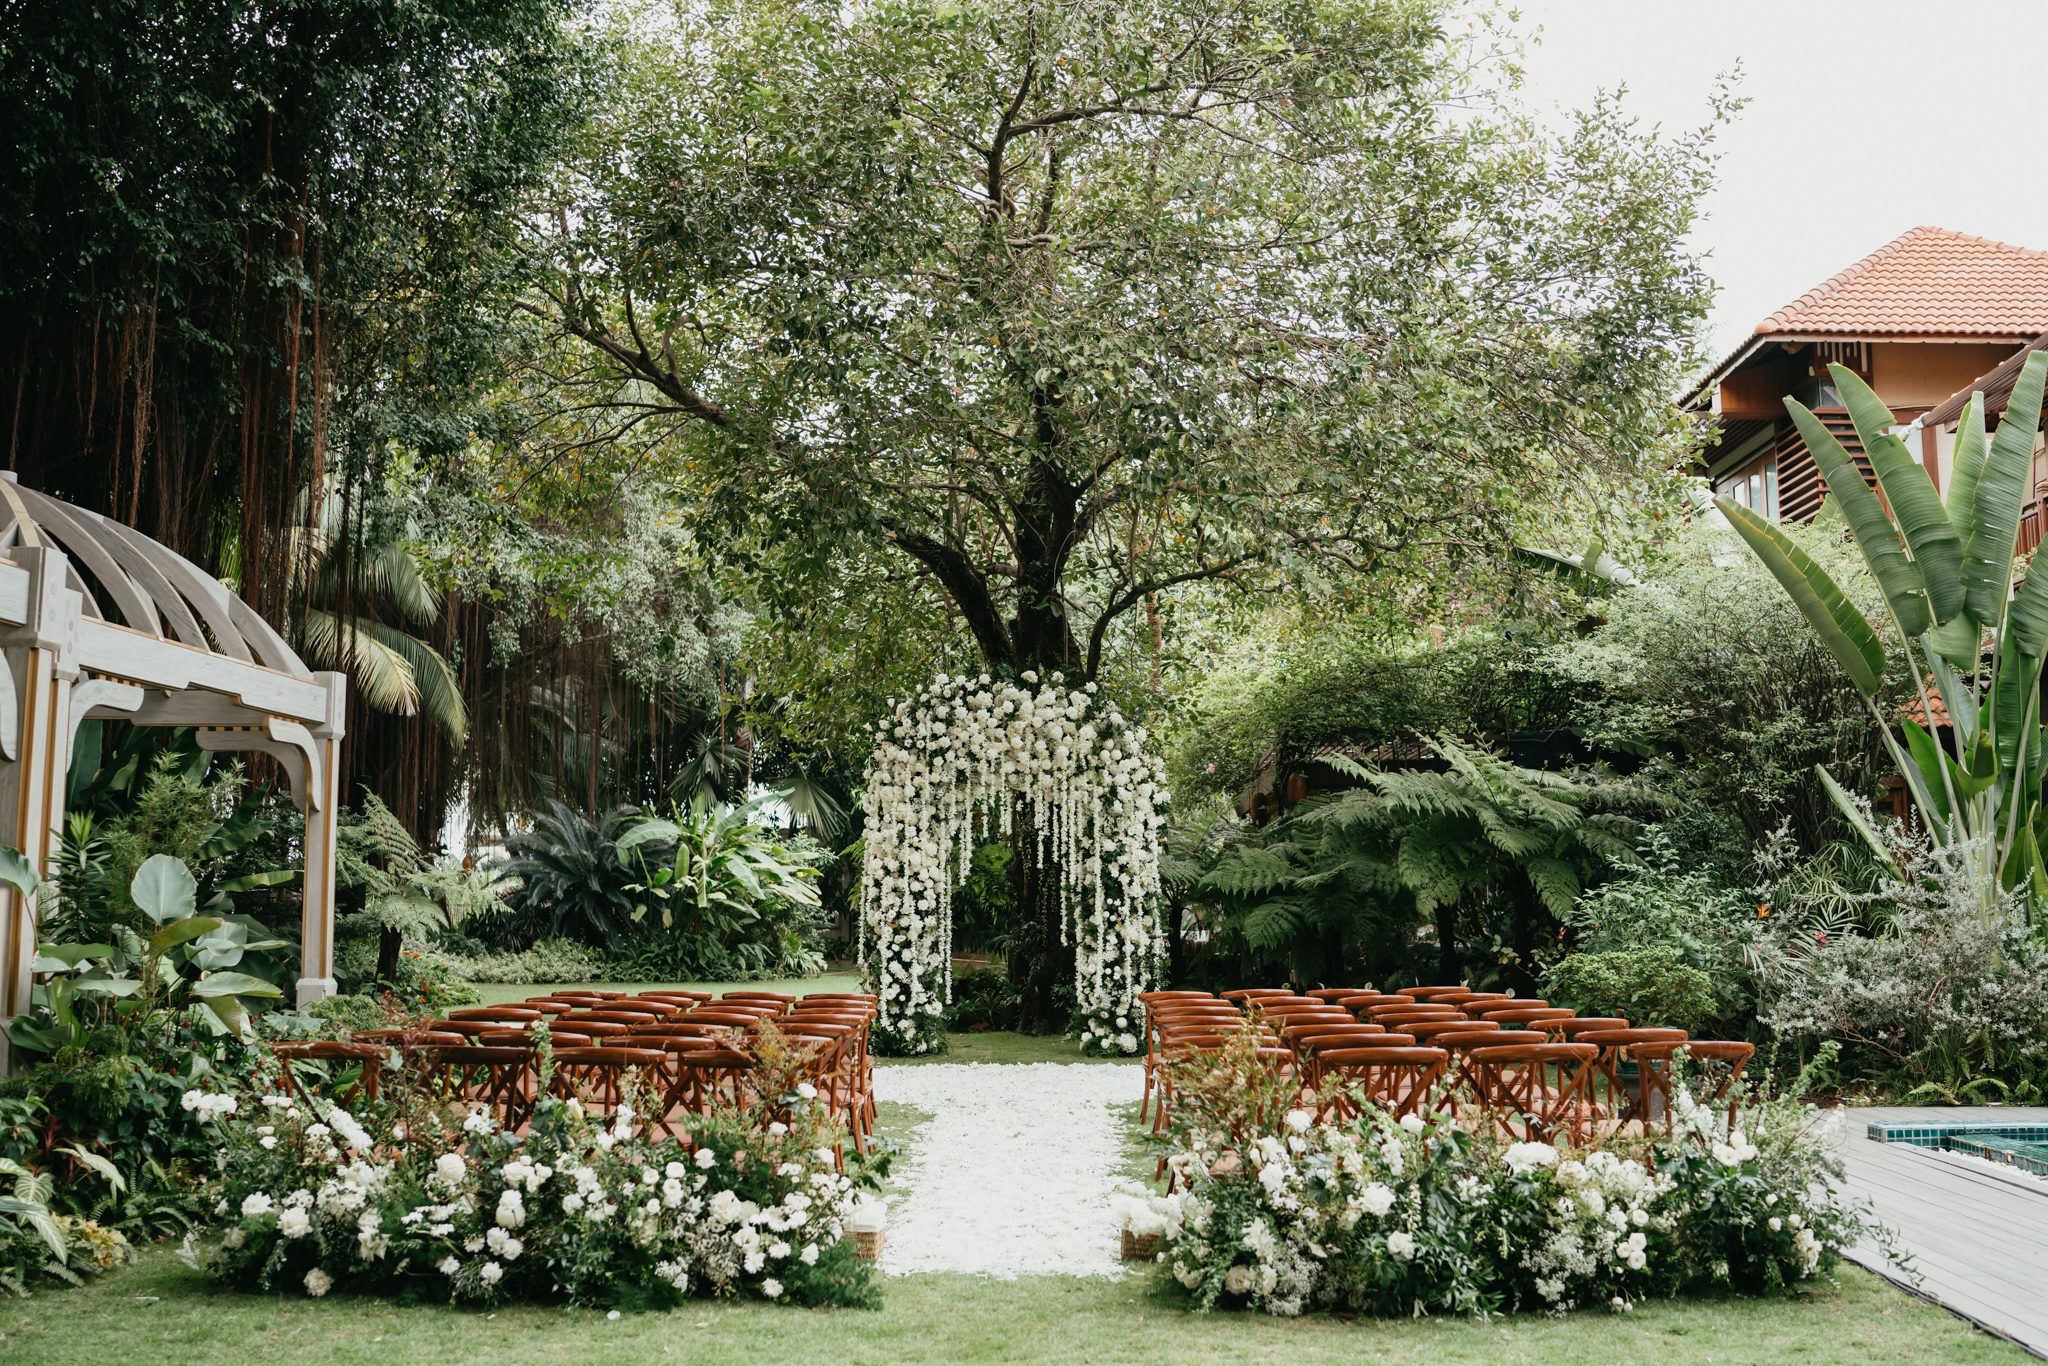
[1755,226,2048,338]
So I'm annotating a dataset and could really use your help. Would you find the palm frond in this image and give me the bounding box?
[299,608,420,715]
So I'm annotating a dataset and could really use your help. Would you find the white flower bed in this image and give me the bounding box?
[859,670,1167,1053]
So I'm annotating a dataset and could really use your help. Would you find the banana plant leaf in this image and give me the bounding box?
[1946,393,1989,532]
[1828,367,1960,627]
[1961,351,2048,624]
[1717,498,1886,695]
[1817,765,1905,879]
[1788,395,1932,636]
[147,915,223,957]
[1992,633,2046,779]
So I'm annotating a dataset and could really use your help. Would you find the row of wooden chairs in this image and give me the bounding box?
[1141,986,1754,1147]
[274,989,881,1155]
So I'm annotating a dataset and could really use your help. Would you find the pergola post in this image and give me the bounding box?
[297,673,347,1004]
[0,547,80,1065]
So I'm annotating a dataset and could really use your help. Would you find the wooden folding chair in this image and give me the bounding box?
[1463,1042,1600,1143]
[1319,1046,1447,1120]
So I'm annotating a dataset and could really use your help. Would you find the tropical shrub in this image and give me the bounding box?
[1151,1032,1872,1318]
[1171,627,1577,804]
[1761,834,2048,1103]
[615,797,830,979]
[946,967,1023,1032]
[0,1152,130,1295]
[1186,737,1647,990]
[481,801,652,951]
[332,938,479,1013]
[335,792,501,988]
[1543,947,1717,1035]
[1718,352,2048,912]
[193,1027,880,1310]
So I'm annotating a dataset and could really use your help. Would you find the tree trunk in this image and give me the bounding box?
[1434,903,1461,986]
[376,925,402,988]
[1005,804,1075,1035]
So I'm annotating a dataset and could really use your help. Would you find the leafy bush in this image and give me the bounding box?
[1544,947,1718,1034]
[1552,520,1903,855]
[0,1153,130,1295]
[1761,835,2048,1103]
[1183,738,1647,990]
[482,801,649,952]
[332,937,479,1013]
[1170,626,1577,803]
[194,1025,881,1310]
[1152,1031,1871,1317]
[946,968,1022,1032]
[336,792,502,987]
[439,938,611,985]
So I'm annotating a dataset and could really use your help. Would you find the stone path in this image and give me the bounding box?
[1837,1105,2048,1358]
[873,1062,1135,1278]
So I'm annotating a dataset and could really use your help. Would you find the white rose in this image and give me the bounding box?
[303,1267,333,1297]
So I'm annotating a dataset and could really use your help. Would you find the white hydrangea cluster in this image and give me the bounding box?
[1523,1149,1672,1307]
[858,669,1168,1051]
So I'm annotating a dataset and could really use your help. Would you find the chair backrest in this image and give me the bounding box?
[686,1009,774,1026]
[1553,1017,1629,1039]
[722,991,797,1005]
[1220,988,1297,1002]
[549,1017,633,1037]
[446,1006,545,1021]
[1302,988,1370,1002]
[352,1027,464,1047]
[1574,1027,1688,1047]
[1433,1028,1544,1050]
[1397,985,1470,1000]
[1480,1006,1575,1026]
[638,990,713,1004]
[1371,1007,1462,1027]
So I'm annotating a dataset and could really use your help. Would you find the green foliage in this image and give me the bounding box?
[1717,352,2048,913]
[0,1151,130,1296]
[1556,521,1904,854]
[1544,947,1718,1034]
[437,938,612,986]
[485,802,650,952]
[15,854,287,1058]
[1170,626,1577,804]
[946,968,1024,1033]
[1184,737,1647,988]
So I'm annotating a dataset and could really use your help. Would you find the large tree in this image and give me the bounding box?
[521,0,1720,1023]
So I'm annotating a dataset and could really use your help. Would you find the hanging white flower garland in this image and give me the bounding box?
[858,670,1168,1054]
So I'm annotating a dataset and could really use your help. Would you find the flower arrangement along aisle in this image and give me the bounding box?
[189,1027,881,1310]
[1144,1032,1879,1317]
[858,670,1168,1054]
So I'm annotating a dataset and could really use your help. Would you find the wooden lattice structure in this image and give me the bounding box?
[0,474,346,1050]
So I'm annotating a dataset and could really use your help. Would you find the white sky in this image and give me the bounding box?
[1512,0,2048,357]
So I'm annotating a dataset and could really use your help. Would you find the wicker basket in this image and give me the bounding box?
[854,1229,885,1260]
[1120,1230,1161,1262]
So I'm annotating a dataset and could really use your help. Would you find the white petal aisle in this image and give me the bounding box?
[875,1062,1136,1278]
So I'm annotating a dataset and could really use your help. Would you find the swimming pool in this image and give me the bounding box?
[1867,1119,2048,1178]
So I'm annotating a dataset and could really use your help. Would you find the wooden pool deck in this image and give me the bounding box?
[1836,1105,2048,1358]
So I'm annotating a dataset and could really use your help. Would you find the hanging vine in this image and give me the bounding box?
[858,671,1167,1055]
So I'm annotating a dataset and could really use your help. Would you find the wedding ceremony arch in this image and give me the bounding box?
[857,671,1168,1053]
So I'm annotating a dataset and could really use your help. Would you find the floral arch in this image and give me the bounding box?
[858,671,1168,1054]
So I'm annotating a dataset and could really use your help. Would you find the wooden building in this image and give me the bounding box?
[1685,226,2048,524]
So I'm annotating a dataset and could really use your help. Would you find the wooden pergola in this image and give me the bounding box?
[0,474,346,1049]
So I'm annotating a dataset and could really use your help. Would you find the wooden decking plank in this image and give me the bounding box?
[1836,1107,2048,1357]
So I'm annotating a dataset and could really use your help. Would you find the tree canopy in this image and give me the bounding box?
[519,0,1721,715]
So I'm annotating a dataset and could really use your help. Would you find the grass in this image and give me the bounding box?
[0,1021,2024,1365]
[0,1251,2021,1366]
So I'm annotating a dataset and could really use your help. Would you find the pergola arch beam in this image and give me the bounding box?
[0,479,348,1066]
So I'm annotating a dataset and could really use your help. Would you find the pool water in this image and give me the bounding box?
[1866,1118,2048,1179]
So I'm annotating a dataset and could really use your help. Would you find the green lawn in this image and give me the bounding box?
[0,1023,2021,1364]
[0,1251,2019,1366]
